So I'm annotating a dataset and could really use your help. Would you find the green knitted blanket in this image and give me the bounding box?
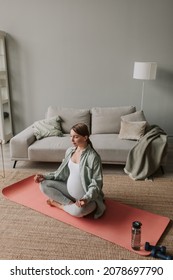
[124,125,168,180]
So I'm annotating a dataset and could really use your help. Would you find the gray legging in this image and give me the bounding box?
[40,180,96,218]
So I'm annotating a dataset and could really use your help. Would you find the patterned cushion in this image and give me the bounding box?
[33,116,63,140]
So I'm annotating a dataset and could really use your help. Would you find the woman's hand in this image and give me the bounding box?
[34,174,45,183]
[76,199,87,207]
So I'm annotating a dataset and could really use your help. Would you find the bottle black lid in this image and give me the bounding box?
[132,221,142,229]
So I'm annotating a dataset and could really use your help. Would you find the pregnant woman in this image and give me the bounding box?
[34,123,106,219]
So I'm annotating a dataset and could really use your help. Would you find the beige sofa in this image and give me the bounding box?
[10,105,151,168]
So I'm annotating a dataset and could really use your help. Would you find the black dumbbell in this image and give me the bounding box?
[151,247,173,260]
[145,242,166,254]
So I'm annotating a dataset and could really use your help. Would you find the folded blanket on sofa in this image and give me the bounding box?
[124,125,168,180]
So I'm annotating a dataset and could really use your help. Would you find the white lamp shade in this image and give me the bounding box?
[133,62,157,80]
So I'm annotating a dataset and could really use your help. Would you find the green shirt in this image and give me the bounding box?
[44,145,106,219]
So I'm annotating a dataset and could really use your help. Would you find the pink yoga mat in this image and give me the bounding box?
[2,175,170,256]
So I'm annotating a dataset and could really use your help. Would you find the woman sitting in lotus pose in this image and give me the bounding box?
[34,123,105,219]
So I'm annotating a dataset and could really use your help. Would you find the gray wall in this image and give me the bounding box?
[1,0,173,135]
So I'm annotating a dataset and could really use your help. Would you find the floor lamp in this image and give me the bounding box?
[133,62,157,111]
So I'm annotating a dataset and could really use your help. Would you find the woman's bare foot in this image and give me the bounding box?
[47,199,63,210]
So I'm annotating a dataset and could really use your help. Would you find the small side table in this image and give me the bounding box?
[0,139,5,178]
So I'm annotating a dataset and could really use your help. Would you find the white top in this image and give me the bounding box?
[67,159,85,200]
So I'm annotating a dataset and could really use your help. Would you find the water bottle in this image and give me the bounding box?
[131,221,142,250]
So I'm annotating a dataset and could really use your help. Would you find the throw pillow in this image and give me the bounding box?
[121,110,147,122]
[33,116,63,140]
[119,120,147,140]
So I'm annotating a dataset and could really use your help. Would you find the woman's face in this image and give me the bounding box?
[70,129,88,148]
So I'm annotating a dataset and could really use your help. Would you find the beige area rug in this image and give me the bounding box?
[0,169,173,260]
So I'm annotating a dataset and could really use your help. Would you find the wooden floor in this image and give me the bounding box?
[1,138,173,177]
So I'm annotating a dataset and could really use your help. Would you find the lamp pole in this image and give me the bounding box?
[141,81,145,111]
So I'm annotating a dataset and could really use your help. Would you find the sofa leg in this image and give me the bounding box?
[160,165,165,174]
[13,160,17,168]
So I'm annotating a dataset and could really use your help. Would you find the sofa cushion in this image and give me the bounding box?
[90,134,136,163]
[33,116,63,140]
[46,106,90,133]
[28,134,71,162]
[119,120,147,140]
[91,106,136,134]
